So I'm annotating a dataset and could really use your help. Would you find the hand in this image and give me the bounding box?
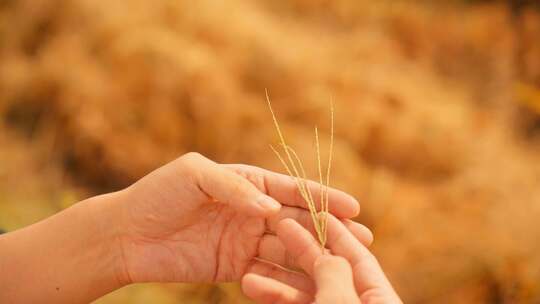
[0,152,373,304]
[116,152,372,284]
[241,218,402,304]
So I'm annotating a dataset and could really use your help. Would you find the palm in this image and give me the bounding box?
[133,204,265,283]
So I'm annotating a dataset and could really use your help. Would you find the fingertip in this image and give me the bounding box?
[329,191,360,218]
[276,218,300,236]
[343,219,374,246]
[241,273,260,298]
[257,195,282,215]
[348,195,361,217]
[241,273,259,287]
[362,225,374,246]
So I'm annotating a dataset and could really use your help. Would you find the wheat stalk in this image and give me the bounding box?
[265,89,334,248]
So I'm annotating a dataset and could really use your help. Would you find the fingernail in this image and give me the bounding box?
[257,195,281,212]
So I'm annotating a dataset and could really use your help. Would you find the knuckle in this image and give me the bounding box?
[178,152,212,174]
[181,152,205,163]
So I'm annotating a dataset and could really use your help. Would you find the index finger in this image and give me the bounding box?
[224,164,360,218]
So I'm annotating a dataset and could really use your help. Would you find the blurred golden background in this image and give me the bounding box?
[1,0,540,303]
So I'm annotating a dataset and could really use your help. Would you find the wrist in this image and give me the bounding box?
[53,191,132,299]
[89,190,133,287]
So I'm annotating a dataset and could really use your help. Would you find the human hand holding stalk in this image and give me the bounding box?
[0,155,371,303]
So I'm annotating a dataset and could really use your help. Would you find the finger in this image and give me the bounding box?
[343,219,374,247]
[224,164,359,218]
[324,215,368,267]
[323,215,395,296]
[313,255,360,304]
[248,260,315,293]
[182,153,281,216]
[242,273,312,304]
[275,219,324,275]
[267,206,373,247]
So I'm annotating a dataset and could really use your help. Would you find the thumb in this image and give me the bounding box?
[313,255,361,304]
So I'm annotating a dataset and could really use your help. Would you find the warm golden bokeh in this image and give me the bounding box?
[1,0,540,303]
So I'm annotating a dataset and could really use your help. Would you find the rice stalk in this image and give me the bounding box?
[265,89,334,249]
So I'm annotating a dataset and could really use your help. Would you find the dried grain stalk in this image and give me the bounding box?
[265,89,334,249]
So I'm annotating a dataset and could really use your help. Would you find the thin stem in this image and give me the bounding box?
[266,90,305,186]
[315,126,325,247]
[282,145,316,208]
[322,99,334,245]
[269,145,311,204]
[277,145,320,231]
[283,144,324,243]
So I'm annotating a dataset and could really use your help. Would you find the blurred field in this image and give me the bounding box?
[1,0,540,303]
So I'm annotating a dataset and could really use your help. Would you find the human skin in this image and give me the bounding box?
[241,218,403,304]
[0,152,372,303]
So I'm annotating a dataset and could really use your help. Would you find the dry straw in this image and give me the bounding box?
[265,89,334,248]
